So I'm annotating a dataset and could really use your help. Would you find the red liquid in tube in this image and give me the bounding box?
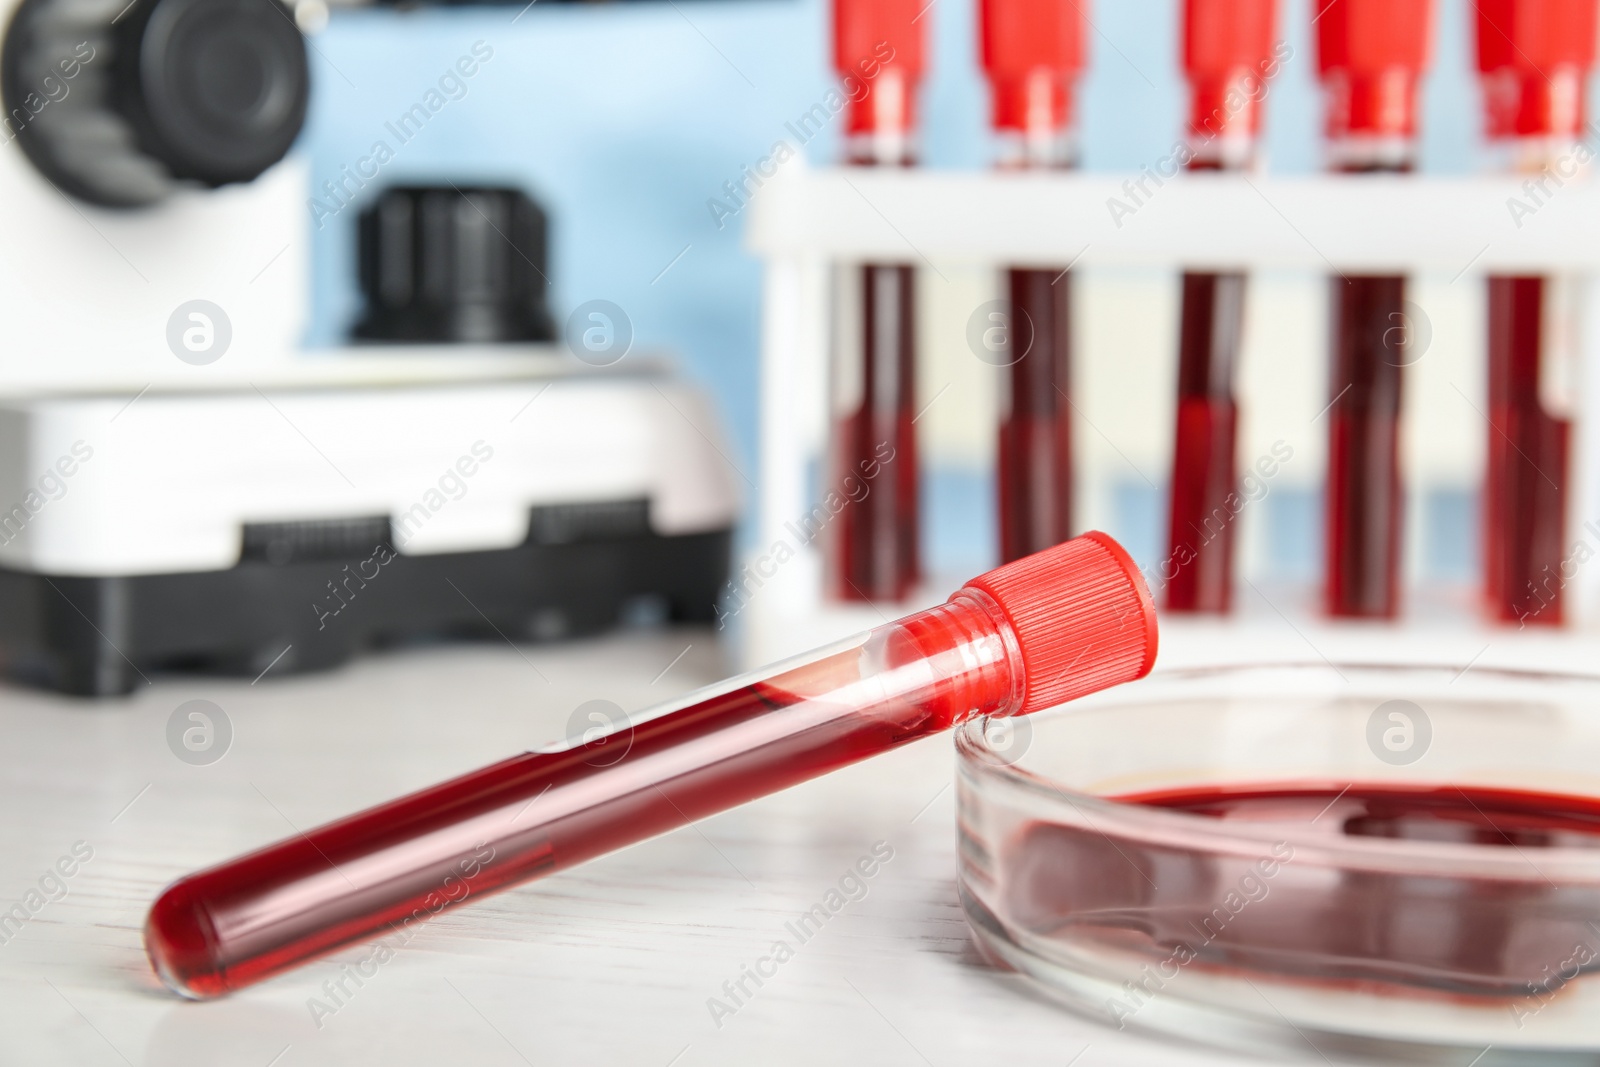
[1475,0,1597,625]
[1163,0,1276,613]
[1011,782,1600,993]
[834,260,920,600]
[151,655,932,999]
[1314,0,1432,619]
[1168,272,1244,611]
[1326,274,1407,617]
[1485,277,1571,624]
[146,534,1157,998]
[979,0,1085,563]
[829,0,926,601]
[997,266,1073,562]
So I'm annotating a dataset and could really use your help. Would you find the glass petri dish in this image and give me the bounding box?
[956,663,1600,1062]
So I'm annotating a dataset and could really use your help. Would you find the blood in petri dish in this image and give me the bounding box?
[1325,274,1406,618]
[1165,270,1244,613]
[997,266,1073,563]
[1006,783,1600,995]
[1485,275,1569,626]
[831,262,920,601]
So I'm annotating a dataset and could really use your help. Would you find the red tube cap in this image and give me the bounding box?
[963,531,1158,715]
[1184,0,1278,140]
[1476,0,1599,138]
[1315,0,1434,138]
[834,0,927,135]
[978,0,1087,133]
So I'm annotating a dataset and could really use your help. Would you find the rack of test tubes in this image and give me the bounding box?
[739,0,1600,668]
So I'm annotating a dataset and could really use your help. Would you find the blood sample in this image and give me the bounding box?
[1314,0,1433,619]
[1011,782,1600,993]
[1475,0,1598,626]
[145,533,1156,998]
[1163,0,1277,613]
[978,0,1085,563]
[828,0,926,601]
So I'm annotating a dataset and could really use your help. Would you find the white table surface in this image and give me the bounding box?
[0,624,1386,1067]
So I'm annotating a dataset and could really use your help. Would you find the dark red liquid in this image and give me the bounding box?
[146,599,1013,997]
[1326,274,1405,618]
[1485,275,1569,626]
[1165,271,1244,613]
[998,266,1073,563]
[1009,783,1600,995]
[831,262,920,601]
[148,652,939,997]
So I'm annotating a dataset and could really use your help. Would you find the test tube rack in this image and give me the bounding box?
[740,162,1600,669]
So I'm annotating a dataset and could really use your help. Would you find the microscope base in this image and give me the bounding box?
[0,525,730,697]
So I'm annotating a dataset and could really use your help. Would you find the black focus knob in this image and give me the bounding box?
[353,185,556,345]
[2,0,309,207]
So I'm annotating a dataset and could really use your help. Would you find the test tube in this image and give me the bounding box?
[978,0,1086,563]
[828,0,926,601]
[1314,0,1433,619]
[144,533,1156,998]
[1162,0,1278,613]
[1474,0,1598,626]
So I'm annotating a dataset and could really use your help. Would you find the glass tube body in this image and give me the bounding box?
[996,124,1075,564]
[145,594,1021,999]
[1484,139,1579,626]
[1324,142,1413,619]
[1165,136,1249,612]
[829,98,922,602]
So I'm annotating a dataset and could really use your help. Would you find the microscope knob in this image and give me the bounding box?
[1,0,310,207]
[353,185,557,345]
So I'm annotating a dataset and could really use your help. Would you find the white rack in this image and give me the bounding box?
[748,168,1600,269]
[740,164,1600,668]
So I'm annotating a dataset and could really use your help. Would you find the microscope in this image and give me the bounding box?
[0,0,738,695]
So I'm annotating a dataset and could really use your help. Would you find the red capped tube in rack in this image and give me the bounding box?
[980,0,1086,564]
[1314,0,1432,620]
[827,0,928,601]
[1182,0,1278,166]
[1475,0,1598,626]
[144,533,1157,998]
[835,0,926,160]
[1477,0,1596,141]
[1315,0,1432,162]
[979,0,1084,161]
[1161,0,1278,614]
